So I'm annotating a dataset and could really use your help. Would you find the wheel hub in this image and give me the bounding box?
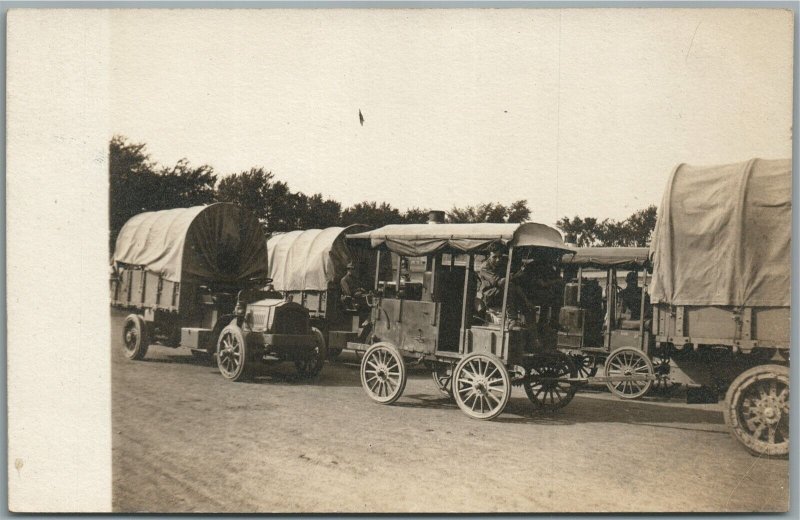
[756,396,782,426]
[377,366,388,381]
[472,378,488,395]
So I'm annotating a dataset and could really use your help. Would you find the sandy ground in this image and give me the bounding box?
[111,309,789,513]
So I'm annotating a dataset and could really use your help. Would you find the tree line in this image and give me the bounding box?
[109,135,656,251]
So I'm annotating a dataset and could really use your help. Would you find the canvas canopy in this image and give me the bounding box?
[561,247,650,269]
[112,203,269,284]
[649,158,791,307]
[268,226,365,291]
[347,222,572,257]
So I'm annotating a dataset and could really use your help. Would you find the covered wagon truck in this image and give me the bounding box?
[267,225,374,359]
[649,158,790,457]
[110,203,321,382]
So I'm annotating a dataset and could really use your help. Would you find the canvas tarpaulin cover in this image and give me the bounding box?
[561,247,650,269]
[648,158,791,307]
[268,227,359,291]
[112,203,268,284]
[347,222,572,257]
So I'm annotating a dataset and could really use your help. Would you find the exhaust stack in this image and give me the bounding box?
[427,210,445,224]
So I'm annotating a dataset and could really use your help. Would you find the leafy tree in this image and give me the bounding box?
[447,200,531,223]
[217,167,304,233]
[622,205,657,247]
[109,135,217,252]
[402,207,432,224]
[216,168,272,225]
[341,201,404,228]
[556,216,602,246]
[505,200,531,223]
[299,193,342,229]
[556,205,657,247]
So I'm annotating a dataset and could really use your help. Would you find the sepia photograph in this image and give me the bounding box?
[6,5,795,513]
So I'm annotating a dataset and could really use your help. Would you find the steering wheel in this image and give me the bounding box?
[365,292,375,307]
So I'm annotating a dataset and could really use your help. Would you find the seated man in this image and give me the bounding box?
[620,271,649,321]
[340,262,367,311]
[518,255,563,333]
[478,246,530,320]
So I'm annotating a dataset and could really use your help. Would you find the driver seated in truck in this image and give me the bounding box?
[478,246,530,321]
[620,271,649,321]
[520,254,564,330]
[341,262,367,309]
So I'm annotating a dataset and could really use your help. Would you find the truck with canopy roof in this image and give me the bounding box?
[647,158,790,457]
[110,203,323,381]
[267,225,379,358]
[345,221,606,420]
[557,246,663,398]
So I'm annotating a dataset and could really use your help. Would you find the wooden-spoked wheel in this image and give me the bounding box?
[525,351,578,411]
[604,347,654,399]
[122,314,149,360]
[723,364,789,458]
[431,362,455,398]
[571,353,598,379]
[649,349,677,395]
[360,343,406,404]
[452,353,511,420]
[295,327,327,378]
[216,324,251,382]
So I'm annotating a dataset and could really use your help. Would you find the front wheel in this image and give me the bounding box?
[216,325,252,382]
[452,353,510,420]
[604,347,654,399]
[295,327,327,378]
[724,364,789,458]
[360,342,406,404]
[122,314,150,360]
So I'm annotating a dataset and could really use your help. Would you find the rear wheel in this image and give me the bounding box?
[295,327,327,378]
[524,351,578,411]
[360,343,406,404]
[649,349,678,395]
[453,353,510,420]
[604,347,654,399]
[122,314,149,360]
[724,364,789,458]
[571,353,598,378]
[216,325,251,382]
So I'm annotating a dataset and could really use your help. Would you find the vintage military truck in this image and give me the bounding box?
[267,225,376,359]
[345,222,584,419]
[647,158,790,457]
[558,247,658,397]
[110,203,322,381]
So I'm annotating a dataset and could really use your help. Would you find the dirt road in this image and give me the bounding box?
[111,310,788,513]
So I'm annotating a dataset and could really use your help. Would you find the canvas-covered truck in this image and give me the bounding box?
[648,158,790,457]
[110,203,322,382]
[267,225,376,359]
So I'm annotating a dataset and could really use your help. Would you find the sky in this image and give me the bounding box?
[110,8,793,227]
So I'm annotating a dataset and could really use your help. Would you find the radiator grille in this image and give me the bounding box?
[272,305,309,334]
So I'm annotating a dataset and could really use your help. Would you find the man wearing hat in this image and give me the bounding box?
[620,271,648,321]
[478,244,530,318]
[340,262,367,311]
